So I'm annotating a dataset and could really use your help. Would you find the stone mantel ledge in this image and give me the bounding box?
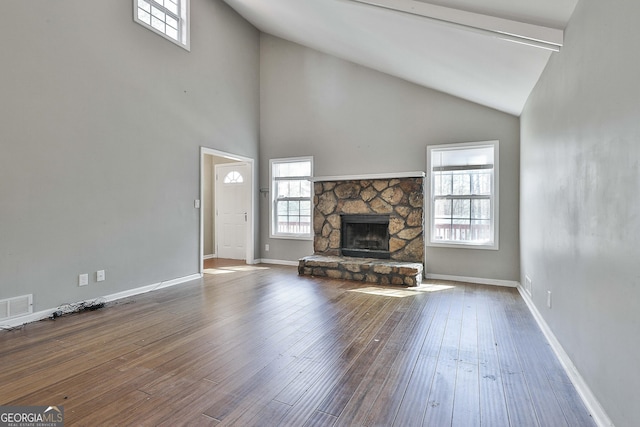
[313,171,425,183]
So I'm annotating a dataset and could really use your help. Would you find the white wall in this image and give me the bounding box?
[260,35,520,282]
[0,0,259,313]
[520,0,640,425]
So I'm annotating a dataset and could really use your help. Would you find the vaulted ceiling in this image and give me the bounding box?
[223,0,579,116]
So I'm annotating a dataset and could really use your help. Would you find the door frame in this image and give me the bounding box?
[200,147,256,273]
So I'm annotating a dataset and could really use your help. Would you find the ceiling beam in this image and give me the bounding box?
[345,0,564,51]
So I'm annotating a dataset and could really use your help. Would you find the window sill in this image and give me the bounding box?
[428,241,499,251]
[270,234,314,241]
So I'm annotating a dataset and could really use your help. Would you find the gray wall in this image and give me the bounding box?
[260,35,520,281]
[520,0,640,425]
[0,0,259,312]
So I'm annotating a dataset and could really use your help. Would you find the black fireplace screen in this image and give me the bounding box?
[341,214,390,259]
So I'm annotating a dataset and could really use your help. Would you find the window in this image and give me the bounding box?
[427,141,499,249]
[270,157,313,239]
[223,171,244,184]
[134,0,190,50]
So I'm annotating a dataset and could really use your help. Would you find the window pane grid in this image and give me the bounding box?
[138,9,151,24]
[433,170,491,197]
[166,0,178,14]
[139,0,151,12]
[276,200,311,234]
[273,161,311,178]
[136,0,184,44]
[275,179,311,199]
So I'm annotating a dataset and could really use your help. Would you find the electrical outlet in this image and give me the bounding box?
[194,199,201,208]
[79,274,89,287]
[97,270,105,282]
[547,290,552,308]
[265,244,270,251]
[525,276,532,296]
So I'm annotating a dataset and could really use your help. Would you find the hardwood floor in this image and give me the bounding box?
[0,261,595,426]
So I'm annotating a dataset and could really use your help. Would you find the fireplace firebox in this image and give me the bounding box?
[341,214,390,259]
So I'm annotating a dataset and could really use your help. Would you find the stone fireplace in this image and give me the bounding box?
[312,175,424,262]
[299,173,425,286]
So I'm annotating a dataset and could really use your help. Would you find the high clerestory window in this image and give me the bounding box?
[134,0,190,50]
[427,141,499,250]
[270,157,313,239]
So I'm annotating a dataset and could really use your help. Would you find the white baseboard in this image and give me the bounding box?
[102,273,202,302]
[0,308,59,329]
[257,258,299,267]
[0,273,203,329]
[425,273,519,288]
[517,286,613,427]
[203,254,216,260]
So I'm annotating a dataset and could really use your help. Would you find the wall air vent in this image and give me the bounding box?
[0,294,33,321]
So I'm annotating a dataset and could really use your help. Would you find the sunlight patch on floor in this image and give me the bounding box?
[417,283,457,292]
[349,283,455,298]
[203,268,235,275]
[203,265,271,275]
[223,265,270,272]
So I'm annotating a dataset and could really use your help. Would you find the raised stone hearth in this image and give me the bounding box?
[298,255,423,287]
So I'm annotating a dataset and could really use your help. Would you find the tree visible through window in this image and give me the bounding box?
[427,141,499,249]
[270,157,313,239]
[134,0,190,50]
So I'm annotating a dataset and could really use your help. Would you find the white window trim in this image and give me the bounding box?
[426,140,499,250]
[133,0,191,51]
[270,156,314,240]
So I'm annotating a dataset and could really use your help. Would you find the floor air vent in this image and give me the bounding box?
[0,294,33,321]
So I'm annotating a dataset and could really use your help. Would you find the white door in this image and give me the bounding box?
[215,163,250,260]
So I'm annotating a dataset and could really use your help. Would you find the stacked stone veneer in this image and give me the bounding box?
[313,177,424,262]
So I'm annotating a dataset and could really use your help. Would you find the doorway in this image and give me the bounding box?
[215,162,250,260]
[200,148,255,273]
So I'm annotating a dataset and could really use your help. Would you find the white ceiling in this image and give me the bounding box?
[223,0,578,116]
